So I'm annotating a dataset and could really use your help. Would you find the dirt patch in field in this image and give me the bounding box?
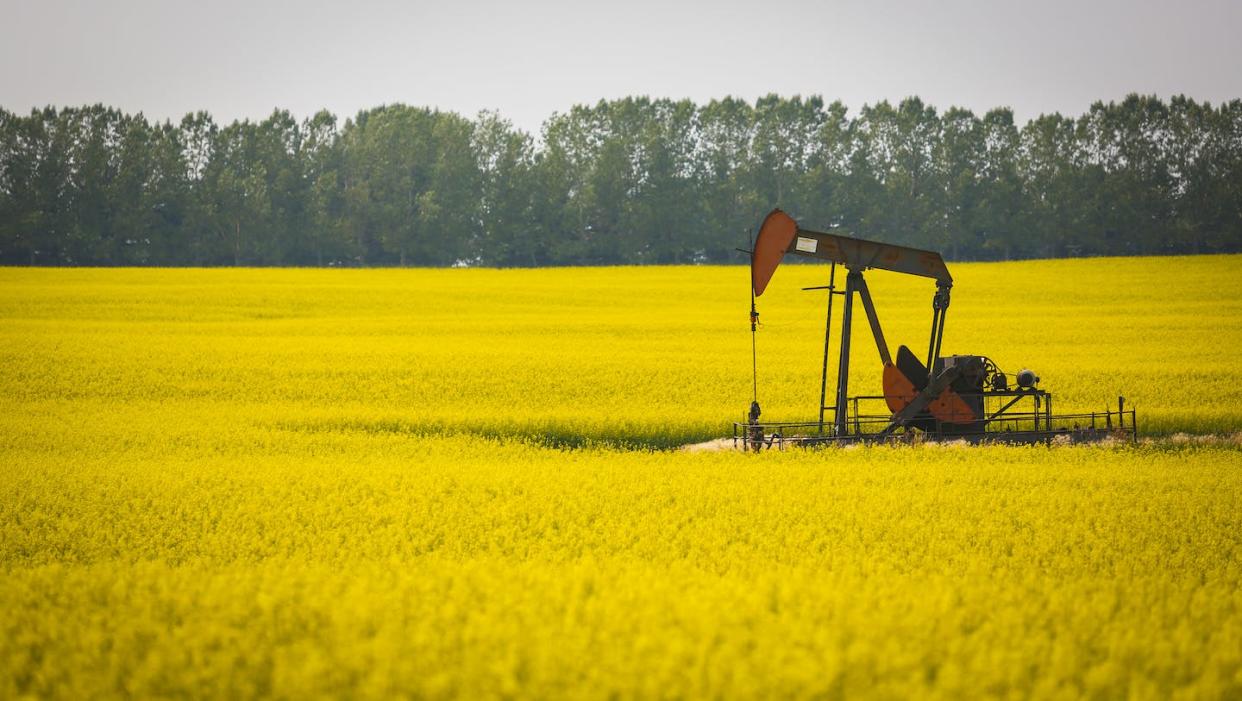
[1161,431,1242,447]
[679,438,744,453]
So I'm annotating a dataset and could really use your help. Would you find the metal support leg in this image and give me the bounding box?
[834,271,859,437]
[818,263,837,432]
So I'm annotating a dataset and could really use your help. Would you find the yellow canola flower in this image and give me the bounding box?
[3,439,1241,699]
[1,259,1241,699]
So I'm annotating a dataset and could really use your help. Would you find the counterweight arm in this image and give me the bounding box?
[926,281,952,371]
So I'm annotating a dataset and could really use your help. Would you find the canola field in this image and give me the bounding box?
[2,256,1242,698]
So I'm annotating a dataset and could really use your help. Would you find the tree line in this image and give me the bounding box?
[1,94,1239,267]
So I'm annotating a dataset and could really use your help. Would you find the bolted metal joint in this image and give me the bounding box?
[933,281,953,310]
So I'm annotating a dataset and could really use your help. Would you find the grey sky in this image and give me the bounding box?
[2,0,1239,135]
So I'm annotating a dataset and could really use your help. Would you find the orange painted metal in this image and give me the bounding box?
[787,226,952,283]
[929,389,976,425]
[882,363,917,414]
[751,209,799,297]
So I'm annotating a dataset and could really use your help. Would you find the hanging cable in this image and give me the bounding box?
[750,288,759,403]
[747,228,761,426]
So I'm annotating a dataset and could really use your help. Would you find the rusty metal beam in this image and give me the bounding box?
[855,274,891,366]
[751,209,952,297]
[788,226,952,284]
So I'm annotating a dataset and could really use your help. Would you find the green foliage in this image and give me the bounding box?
[1,95,1240,266]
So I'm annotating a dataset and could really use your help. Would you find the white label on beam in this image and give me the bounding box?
[795,236,818,253]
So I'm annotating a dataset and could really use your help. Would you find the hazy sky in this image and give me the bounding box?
[2,0,1239,134]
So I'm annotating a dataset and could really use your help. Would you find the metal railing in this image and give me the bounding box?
[733,393,1136,450]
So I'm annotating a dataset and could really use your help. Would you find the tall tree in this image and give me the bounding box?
[302,110,347,265]
[473,111,539,266]
[975,108,1024,257]
[697,97,756,257]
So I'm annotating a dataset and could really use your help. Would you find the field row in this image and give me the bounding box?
[4,432,1241,698]
[2,257,1240,443]
[3,260,1242,698]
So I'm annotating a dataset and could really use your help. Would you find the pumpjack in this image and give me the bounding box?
[736,209,1136,449]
